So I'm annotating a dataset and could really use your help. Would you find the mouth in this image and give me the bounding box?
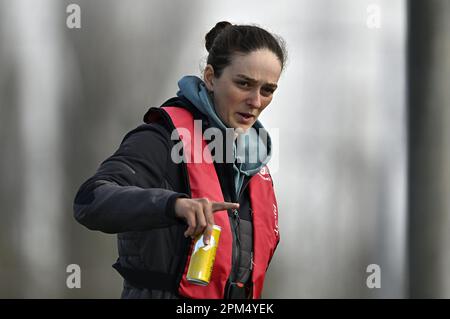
[237,112,255,119]
[236,112,256,125]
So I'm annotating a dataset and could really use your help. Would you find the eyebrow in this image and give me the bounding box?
[235,74,278,89]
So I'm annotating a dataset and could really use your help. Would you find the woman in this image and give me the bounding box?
[74,21,287,299]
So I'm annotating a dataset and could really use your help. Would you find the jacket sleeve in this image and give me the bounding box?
[73,123,188,234]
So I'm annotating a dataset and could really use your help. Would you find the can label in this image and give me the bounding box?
[186,225,221,286]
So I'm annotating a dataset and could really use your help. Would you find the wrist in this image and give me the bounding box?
[166,193,189,221]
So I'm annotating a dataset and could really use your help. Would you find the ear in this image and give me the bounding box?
[203,64,215,91]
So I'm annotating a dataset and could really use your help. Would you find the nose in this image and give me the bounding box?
[246,89,262,109]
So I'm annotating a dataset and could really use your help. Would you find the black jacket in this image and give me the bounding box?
[73,96,254,298]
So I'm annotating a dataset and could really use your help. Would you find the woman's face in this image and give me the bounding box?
[204,49,282,131]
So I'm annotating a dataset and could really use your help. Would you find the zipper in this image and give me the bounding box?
[232,208,241,282]
[249,207,254,272]
[226,175,252,297]
[238,177,251,200]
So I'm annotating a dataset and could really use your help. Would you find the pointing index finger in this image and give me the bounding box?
[211,201,240,212]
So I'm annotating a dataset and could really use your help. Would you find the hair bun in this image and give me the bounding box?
[205,21,232,52]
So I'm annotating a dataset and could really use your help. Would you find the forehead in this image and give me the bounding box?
[225,49,282,84]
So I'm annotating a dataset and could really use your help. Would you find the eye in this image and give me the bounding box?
[261,87,275,97]
[236,81,250,88]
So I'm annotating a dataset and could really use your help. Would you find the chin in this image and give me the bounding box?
[236,125,251,133]
[230,120,253,132]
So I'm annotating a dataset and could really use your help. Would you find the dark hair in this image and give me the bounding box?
[205,21,287,78]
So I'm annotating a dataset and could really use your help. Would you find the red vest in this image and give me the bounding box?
[162,106,280,299]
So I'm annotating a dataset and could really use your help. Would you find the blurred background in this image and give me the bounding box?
[0,0,448,298]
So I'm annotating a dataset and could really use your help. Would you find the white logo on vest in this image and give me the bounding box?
[273,204,279,237]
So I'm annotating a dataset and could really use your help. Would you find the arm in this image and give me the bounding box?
[73,123,188,234]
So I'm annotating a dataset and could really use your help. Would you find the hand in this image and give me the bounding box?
[174,198,239,245]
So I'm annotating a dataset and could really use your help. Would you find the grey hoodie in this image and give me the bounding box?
[176,75,272,197]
